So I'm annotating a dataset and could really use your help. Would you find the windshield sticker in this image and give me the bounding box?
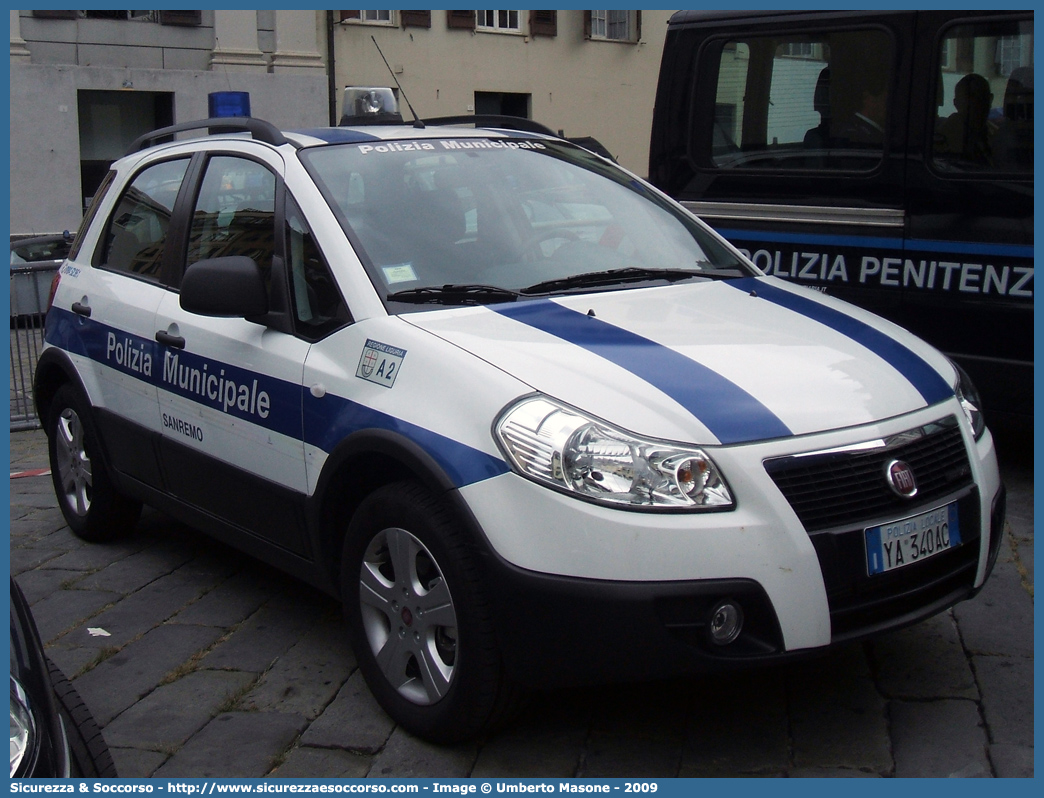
[357,140,547,156]
[382,263,418,284]
[358,142,437,155]
[439,140,546,151]
[356,339,407,389]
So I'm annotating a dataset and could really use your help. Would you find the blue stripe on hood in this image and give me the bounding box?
[727,278,954,406]
[493,299,793,445]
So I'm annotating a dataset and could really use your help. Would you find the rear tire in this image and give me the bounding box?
[341,481,520,743]
[46,383,141,541]
[47,658,118,777]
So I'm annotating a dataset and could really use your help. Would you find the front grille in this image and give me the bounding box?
[765,416,982,641]
[810,490,981,639]
[764,416,972,533]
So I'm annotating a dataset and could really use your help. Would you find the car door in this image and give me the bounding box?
[152,148,314,555]
[67,156,194,487]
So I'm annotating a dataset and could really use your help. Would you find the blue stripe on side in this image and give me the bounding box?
[45,307,506,489]
[727,278,954,406]
[304,395,510,488]
[713,227,1034,259]
[493,300,793,445]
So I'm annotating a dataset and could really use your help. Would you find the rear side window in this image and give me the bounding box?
[99,158,190,279]
[710,29,893,171]
[70,170,115,261]
[931,18,1033,174]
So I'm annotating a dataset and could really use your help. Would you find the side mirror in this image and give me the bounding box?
[180,256,268,318]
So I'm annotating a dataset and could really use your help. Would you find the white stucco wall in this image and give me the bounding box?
[332,11,673,176]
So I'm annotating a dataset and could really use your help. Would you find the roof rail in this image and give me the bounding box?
[125,117,288,155]
[417,114,559,138]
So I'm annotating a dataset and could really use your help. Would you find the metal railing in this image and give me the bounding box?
[10,262,58,430]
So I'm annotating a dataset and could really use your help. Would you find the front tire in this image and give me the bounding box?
[341,481,518,743]
[46,383,141,542]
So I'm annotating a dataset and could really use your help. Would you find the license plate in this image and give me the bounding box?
[864,503,960,576]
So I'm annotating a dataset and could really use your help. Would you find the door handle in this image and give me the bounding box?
[71,301,91,318]
[155,330,186,349]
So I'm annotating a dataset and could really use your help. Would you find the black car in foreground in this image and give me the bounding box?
[10,579,117,777]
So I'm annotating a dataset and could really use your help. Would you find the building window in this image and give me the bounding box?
[475,91,530,118]
[996,35,1025,78]
[339,10,395,26]
[82,11,153,21]
[586,11,640,43]
[779,42,820,59]
[31,10,202,26]
[476,11,521,33]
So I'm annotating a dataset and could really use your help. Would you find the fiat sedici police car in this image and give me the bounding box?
[36,89,1005,743]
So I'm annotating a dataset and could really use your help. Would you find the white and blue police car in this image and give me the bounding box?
[35,89,1005,742]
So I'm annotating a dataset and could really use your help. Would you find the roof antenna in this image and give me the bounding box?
[372,36,424,129]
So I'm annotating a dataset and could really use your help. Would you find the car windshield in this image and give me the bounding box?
[300,137,750,308]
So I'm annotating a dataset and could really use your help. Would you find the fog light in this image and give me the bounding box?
[709,600,744,646]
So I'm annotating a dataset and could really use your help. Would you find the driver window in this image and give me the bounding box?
[711,30,892,171]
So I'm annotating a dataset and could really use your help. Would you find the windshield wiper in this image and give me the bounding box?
[386,284,521,305]
[519,266,742,296]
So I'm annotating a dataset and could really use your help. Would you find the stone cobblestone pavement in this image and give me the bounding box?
[8,427,1033,778]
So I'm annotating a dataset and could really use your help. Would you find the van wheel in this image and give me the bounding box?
[47,383,141,542]
[341,481,519,743]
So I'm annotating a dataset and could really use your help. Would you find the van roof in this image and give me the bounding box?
[667,9,907,27]
[669,10,807,26]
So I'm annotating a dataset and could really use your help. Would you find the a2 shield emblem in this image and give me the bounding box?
[356,339,407,389]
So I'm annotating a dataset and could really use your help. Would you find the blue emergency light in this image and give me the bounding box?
[208,91,251,118]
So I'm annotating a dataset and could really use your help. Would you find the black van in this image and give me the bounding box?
[650,10,1033,423]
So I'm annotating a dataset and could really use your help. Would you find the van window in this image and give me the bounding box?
[931,19,1033,174]
[711,30,893,171]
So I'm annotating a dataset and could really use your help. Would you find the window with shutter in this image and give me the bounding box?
[530,11,557,37]
[447,10,476,31]
[159,10,202,27]
[31,10,79,20]
[586,10,641,43]
[400,10,431,29]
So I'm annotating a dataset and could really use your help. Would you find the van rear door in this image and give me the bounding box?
[903,11,1034,418]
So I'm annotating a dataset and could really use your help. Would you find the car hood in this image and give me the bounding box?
[403,276,957,445]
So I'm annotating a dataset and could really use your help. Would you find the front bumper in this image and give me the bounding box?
[458,402,1004,688]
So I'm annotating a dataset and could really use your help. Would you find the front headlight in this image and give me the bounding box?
[10,677,36,777]
[495,396,734,510]
[951,360,986,440]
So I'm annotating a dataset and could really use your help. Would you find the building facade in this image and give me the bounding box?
[9,10,672,238]
[330,10,671,177]
[9,10,328,237]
